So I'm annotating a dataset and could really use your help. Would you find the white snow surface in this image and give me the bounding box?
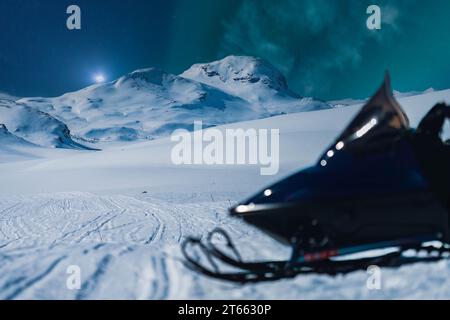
[1,69,450,299]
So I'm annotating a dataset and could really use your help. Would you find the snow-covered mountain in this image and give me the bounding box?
[0,123,33,146]
[0,92,18,100]
[0,98,90,149]
[0,123,42,163]
[10,56,330,147]
[394,88,435,98]
[182,56,298,101]
[19,67,259,144]
[181,56,329,113]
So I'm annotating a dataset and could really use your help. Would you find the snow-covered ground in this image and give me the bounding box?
[1,58,450,299]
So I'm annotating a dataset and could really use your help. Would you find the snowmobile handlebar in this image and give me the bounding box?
[417,103,450,140]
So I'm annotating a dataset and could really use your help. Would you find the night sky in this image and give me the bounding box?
[1,0,450,100]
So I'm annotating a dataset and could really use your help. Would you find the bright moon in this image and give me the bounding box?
[94,74,106,83]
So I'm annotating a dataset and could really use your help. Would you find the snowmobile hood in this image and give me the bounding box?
[230,74,433,215]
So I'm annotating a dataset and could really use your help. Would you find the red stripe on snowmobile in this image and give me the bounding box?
[303,249,339,262]
[299,234,439,263]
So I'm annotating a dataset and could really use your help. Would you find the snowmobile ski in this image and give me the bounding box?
[182,228,450,283]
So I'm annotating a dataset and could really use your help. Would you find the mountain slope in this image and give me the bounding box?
[0,98,91,149]
[0,123,44,162]
[17,57,330,146]
[181,55,330,113]
[0,92,19,100]
[0,123,32,145]
[18,68,263,144]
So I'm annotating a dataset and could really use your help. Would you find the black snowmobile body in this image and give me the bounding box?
[182,74,450,283]
[230,75,450,249]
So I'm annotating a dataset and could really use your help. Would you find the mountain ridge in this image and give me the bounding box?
[4,56,331,148]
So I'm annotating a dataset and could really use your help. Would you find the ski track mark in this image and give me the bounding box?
[4,255,67,300]
[75,254,113,300]
[0,192,258,299]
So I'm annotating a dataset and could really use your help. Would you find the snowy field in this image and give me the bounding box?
[1,87,450,300]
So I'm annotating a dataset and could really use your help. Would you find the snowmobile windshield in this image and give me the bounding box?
[319,73,410,163]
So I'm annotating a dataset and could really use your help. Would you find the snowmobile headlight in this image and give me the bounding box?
[336,141,345,150]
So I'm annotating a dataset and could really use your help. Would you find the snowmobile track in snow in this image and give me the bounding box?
[1,192,450,299]
[0,192,240,299]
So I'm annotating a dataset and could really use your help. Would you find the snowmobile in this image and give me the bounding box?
[182,74,450,283]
